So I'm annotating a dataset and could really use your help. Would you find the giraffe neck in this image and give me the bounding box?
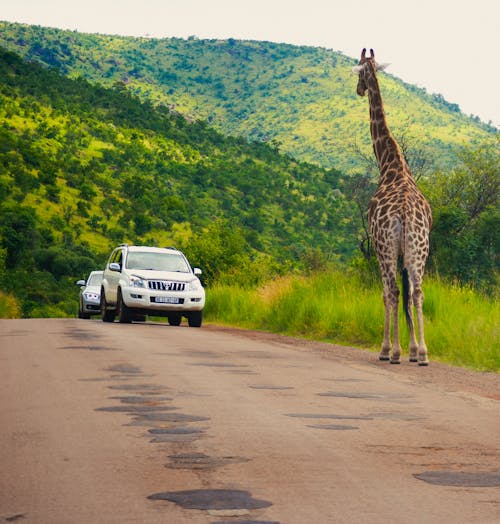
[365,63,406,175]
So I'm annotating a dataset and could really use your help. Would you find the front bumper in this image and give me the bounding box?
[121,286,205,312]
[82,298,101,313]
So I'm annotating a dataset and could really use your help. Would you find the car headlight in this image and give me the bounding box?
[83,292,100,301]
[130,275,145,287]
[188,278,202,291]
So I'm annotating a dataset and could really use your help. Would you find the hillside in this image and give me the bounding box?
[0,46,359,316]
[0,21,496,172]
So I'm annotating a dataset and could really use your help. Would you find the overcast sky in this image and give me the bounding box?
[2,0,499,127]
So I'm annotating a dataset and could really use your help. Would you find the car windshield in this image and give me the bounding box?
[126,252,190,273]
[88,273,103,286]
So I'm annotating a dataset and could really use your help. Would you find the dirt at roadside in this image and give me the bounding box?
[206,324,500,401]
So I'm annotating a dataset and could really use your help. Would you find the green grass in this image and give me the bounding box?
[205,271,499,372]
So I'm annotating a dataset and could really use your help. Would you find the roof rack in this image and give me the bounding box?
[119,243,129,247]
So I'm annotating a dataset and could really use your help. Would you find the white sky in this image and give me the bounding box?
[1,0,499,127]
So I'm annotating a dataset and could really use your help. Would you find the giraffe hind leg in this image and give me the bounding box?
[414,286,429,366]
[379,273,401,364]
[402,268,419,362]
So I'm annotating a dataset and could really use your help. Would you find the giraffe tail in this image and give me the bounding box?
[401,268,414,330]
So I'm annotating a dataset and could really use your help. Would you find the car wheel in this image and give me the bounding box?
[187,311,202,328]
[168,314,182,326]
[117,289,133,324]
[80,309,91,319]
[101,290,116,323]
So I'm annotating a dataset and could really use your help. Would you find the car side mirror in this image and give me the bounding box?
[76,280,86,286]
[109,262,121,272]
[193,267,202,276]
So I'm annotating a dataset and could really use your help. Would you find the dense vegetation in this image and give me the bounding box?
[0,21,496,173]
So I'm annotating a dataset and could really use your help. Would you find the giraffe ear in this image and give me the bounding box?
[352,65,364,74]
[376,62,390,71]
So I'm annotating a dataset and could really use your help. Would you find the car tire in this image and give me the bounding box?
[101,289,116,323]
[117,289,133,324]
[187,310,202,328]
[168,314,182,326]
[79,309,91,319]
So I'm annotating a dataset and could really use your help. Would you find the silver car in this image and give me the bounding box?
[76,270,104,319]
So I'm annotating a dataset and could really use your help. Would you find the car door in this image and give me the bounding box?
[106,249,123,305]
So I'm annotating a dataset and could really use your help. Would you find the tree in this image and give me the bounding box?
[423,138,499,289]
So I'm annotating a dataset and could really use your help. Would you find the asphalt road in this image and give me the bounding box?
[1,318,499,524]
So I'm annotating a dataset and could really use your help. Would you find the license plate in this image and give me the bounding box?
[154,296,179,304]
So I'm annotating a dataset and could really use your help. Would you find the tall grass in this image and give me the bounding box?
[205,271,499,372]
[0,291,21,318]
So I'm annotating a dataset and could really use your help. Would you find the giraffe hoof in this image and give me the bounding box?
[418,360,429,367]
[379,355,390,361]
[390,359,401,365]
[409,358,418,363]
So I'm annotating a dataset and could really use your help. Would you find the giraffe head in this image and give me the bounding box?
[352,48,389,96]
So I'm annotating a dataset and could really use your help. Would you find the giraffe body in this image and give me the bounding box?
[353,49,432,365]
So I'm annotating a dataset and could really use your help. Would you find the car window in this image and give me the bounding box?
[87,273,103,286]
[110,250,119,264]
[125,252,190,273]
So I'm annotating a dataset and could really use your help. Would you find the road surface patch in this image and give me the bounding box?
[306,424,359,430]
[106,364,143,374]
[285,413,372,420]
[414,471,500,487]
[62,345,114,351]
[108,384,166,392]
[249,385,294,390]
[148,489,272,510]
[109,395,173,404]
[131,412,210,424]
[211,521,280,524]
[95,405,177,413]
[317,391,415,403]
[166,452,248,469]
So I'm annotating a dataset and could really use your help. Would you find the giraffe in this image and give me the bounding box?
[352,48,432,365]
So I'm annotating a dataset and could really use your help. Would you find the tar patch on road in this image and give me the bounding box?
[62,345,114,351]
[106,364,143,374]
[414,471,500,487]
[109,395,173,404]
[130,412,210,425]
[108,384,166,392]
[211,521,280,524]
[95,405,177,413]
[148,489,272,510]
[166,452,248,470]
[285,413,372,420]
[148,427,204,443]
[149,427,203,435]
[249,385,294,390]
[306,424,359,430]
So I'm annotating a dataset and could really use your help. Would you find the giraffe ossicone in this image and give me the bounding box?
[353,48,432,366]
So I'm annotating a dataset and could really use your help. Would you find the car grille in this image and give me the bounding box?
[148,280,186,292]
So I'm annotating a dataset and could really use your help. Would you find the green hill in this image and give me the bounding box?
[0,21,495,172]
[0,46,357,316]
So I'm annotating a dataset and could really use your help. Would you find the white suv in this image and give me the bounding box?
[100,245,205,327]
